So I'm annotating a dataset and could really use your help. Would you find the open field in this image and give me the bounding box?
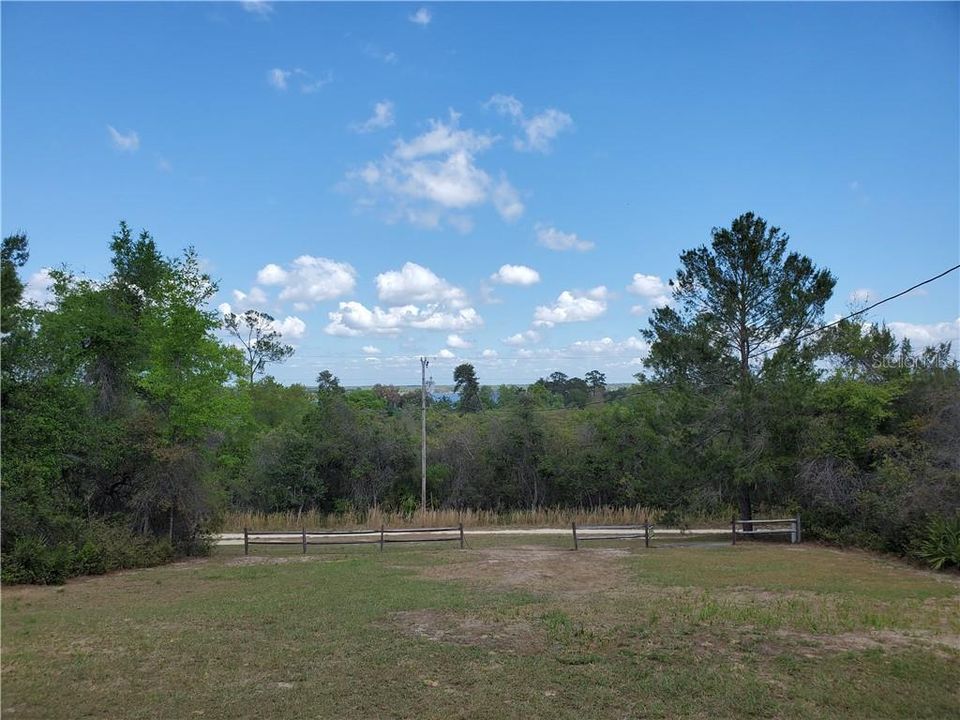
[3,538,958,719]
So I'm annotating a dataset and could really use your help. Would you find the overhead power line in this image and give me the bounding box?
[747,263,960,360]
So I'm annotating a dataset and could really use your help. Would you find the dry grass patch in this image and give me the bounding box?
[420,545,629,595]
[388,609,544,654]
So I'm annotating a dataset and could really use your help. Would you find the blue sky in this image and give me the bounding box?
[3,1,958,386]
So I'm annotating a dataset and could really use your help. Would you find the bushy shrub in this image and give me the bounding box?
[912,514,960,570]
[1,521,186,585]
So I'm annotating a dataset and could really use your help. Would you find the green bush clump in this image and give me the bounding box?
[1,522,190,585]
[912,514,960,570]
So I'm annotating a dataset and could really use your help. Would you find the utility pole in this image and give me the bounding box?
[420,356,429,511]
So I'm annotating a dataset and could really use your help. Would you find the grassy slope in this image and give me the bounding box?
[2,538,958,720]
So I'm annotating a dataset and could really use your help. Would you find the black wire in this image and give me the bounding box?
[747,263,960,360]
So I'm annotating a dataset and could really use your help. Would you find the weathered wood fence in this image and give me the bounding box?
[242,524,465,555]
[571,522,654,550]
[731,516,801,544]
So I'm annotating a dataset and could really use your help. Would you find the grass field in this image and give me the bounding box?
[3,538,958,719]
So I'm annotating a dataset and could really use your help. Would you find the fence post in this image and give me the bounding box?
[792,514,801,544]
[572,521,579,551]
[379,523,385,552]
[244,527,249,556]
[302,526,307,554]
[459,522,464,550]
[731,515,737,545]
[644,522,650,548]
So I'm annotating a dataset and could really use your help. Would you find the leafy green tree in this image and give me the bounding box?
[453,363,482,413]
[223,309,294,384]
[644,212,835,523]
[1,233,29,333]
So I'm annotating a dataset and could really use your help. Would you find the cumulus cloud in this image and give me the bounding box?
[376,262,467,308]
[409,7,431,25]
[566,335,648,357]
[626,273,672,311]
[268,67,332,93]
[437,348,456,359]
[23,268,55,306]
[352,100,395,133]
[486,94,573,153]
[255,256,356,305]
[348,110,523,230]
[361,345,382,355]
[502,330,540,346]
[887,318,960,348]
[447,334,472,349]
[481,349,498,358]
[232,287,267,305]
[490,264,540,286]
[272,316,306,339]
[533,287,607,327]
[107,126,139,152]
[325,303,482,337]
[535,223,594,252]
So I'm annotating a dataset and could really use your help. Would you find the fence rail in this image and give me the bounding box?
[731,516,801,545]
[571,522,654,550]
[243,524,465,555]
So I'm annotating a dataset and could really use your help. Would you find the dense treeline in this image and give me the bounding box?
[3,215,958,583]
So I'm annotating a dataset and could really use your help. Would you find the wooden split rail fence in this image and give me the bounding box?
[571,522,653,550]
[243,524,465,555]
[731,516,801,544]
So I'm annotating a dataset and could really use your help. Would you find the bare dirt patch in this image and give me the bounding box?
[770,629,960,657]
[388,609,544,654]
[419,545,629,595]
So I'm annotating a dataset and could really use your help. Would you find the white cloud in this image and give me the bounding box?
[376,262,467,307]
[256,256,356,305]
[268,67,332,93]
[218,302,232,316]
[232,287,267,305]
[486,94,573,153]
[409,7,432,25]
[491,177,523,222]
[533,287,608,327]
[566,336,648,357]
[23,268,55,306]
[325,302,482,337]
[437,348,456,359]
[481,349,498,358]
[352,100,395,133]
[887,318,960,348]
[348,110,523,230]
[242,1,274,17]
[502,330,540,346]
[362,345,382,355]
[363,44,398,64]
[267,68,291,90]
[627,273,672,310]
[490,264,540,286]
[272,316,306,340]
[849,288,873,304]
[535,223,594,252]
[107,126,139,152]
[447,334,472,349]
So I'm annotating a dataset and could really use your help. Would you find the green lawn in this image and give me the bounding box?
[2,538,958,719]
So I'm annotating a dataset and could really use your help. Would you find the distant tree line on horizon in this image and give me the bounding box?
[2,213,958,583]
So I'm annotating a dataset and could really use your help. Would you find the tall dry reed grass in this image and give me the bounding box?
[222,506,678,531]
